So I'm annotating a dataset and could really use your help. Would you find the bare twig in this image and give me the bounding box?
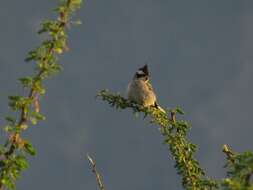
[87,154,105,190]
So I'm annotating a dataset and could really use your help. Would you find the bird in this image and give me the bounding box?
[127,64,165,113]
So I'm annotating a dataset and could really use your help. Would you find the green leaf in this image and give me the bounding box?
[5,117,16,125]
[175,107,185,115]
[53,5,66,13]
[1,178,15,190]
[25,50,38,62]
[8,96,22,101]
[71,0,82,7]
[8,96,22,110]
[30,112,46,122]
[38,20,57,34]
[16,156,28,170]
[33,81,46,95]
[30,117,37,125]
[19,77,33,87]
[49,63,62,74]
[3,125,14,132]
[71,19,82,25]
[24,142,36,156]
[8,96,32,111]
[33,112,45,120]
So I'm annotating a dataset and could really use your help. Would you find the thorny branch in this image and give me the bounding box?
[97,90,218,190]
[0,0,82,189]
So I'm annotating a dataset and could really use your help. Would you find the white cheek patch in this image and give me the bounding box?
[137,70,145,75]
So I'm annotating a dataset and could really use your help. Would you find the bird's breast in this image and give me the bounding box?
[127,80,156,107]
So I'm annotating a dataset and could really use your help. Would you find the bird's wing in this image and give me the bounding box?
[146,81,154,91]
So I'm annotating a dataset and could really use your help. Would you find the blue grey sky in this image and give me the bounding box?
[1,0,253,189]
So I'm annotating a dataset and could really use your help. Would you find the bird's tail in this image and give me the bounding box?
[154,102,166,113]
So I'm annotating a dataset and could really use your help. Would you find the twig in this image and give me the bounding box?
[97,90,219,189]
[0,0,82,189]
[87,154,105,190]
[222,144,234,163]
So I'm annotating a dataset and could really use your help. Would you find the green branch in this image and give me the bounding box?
[0,0,82,189]
[97,90,218,190]
[222,145,253,190]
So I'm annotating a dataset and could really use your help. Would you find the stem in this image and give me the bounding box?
[3,32,54,159]
[97,90,218,190]
[87,154,105,190]
[0,0,82,189]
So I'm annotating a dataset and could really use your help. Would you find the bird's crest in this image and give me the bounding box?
[135,64,149,79]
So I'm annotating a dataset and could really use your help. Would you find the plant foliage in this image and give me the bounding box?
[97,90,218,190]
[0,0,82,189]
[98,90,253,190]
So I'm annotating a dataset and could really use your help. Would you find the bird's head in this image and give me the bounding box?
[134,64,150,81]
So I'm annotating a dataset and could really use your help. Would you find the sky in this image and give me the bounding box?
[1,0,253,189]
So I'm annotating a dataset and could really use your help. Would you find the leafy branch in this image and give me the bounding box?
[222,145,253,190]
[0,0,82,189]
[97,90,218,190]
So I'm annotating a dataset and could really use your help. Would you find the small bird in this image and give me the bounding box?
[127,64,165,113]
